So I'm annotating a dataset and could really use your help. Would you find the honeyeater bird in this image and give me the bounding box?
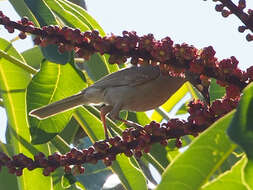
[29,64,188,139]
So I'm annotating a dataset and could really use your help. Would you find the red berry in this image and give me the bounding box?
[160,139,168,146]
[238,26,247,33]
[6,26,14,33]
[246,34,253,41]
[19,32,27,39]
[175,138,182,148]
[221,10,231,17]
[103,157,112,167]
[134,151,142,158]
[64,165,72,174]
[21,17,29,25]
[58,44,66,54]
[15,168,23,176]
[215,4,224,12]
[43,168,51,176]
[238,0,246,10]
[124,150,133,157]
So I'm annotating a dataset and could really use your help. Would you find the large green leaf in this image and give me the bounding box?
[73,107,147,190]
[85,54,112,82]
[201,156,248,190]
[24,0,74,64]
[27,60,87,144]
[57,0,106,36]
[24,0,58,26]
[227,82,253,188]
[59,117,82,144]
[111,155,147,190]
[74,107,105,141]
[227,83,253,159]
[45,0,90,31]
[0,38,52,189]
[156,111,237,190]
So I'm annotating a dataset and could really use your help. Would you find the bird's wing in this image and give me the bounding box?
[92,65,161,88]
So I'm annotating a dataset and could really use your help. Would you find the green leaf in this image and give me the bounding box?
[209,79,226,103]
[24,0,58,26]
[9,0,40,27]
[201,156,248,190]
[22,46,44,69]
[227,83,253,159]
[0,38,53,189]
[111,155,148,190]
[156,111,237,190]
[57,0,106,36]
[128,111,151,127]
[59,117,81,144]
[85,54,112,81]
[61,174,87,189]
[73,107,147,190]
[228,83,253,189]
[24,0,74,65]
[41,44,72,65]
[27,60,87,144]
[45,0,90,31]
[74,107,105,141]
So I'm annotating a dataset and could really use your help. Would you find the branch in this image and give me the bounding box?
[0,96,239,176]
[0,49,37,75]
[0,12,251,92]
[214,0,253,41]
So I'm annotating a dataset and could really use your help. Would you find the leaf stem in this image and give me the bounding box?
[0,49,37,75]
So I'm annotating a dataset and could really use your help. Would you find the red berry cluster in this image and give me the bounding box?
[214,0,253,41]
[188,97,239,127]
[0,113,216,177]
[0,11,251,91]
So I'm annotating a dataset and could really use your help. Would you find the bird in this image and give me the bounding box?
[29,64,187,140]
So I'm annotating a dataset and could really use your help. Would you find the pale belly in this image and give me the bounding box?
[103,75,185,112]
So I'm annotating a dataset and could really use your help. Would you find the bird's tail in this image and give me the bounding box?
[29,93,86,119]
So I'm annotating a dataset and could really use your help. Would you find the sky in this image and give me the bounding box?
[0,0,253,143]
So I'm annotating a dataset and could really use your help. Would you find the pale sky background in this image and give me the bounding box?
[0,0,253,143]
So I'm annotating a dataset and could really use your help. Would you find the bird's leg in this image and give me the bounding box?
[109,104,143,130]
[100,105,113,140]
